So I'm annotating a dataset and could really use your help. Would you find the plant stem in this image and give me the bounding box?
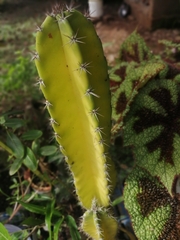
[0,140,13,155]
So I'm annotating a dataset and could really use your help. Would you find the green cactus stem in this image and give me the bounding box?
[81,208,118,240]
[34,7,116,210]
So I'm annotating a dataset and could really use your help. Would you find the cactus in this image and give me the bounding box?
[81,208,118,240]
[34,5,117,239]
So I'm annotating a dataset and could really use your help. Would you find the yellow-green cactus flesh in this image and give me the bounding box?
[82,209,118,240]
[35,9,115,209]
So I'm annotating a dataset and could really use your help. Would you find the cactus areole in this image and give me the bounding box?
[35,7,115,210]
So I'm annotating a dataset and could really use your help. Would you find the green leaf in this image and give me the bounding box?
[21,217,44,227]
[0,223,12,240]
[123,78,180,193]
[53,217,64,240]
[18,201,62,217]
[32,193,52,201]
[4,118,25,130]
[11,229,29,240]
[47,204,55,239]
[124,167,179,240]
[31,139,40,155]
[39,145,57,156]
[18,201,46,215]
[23,147,37,171]
[45,199,55,240]
[0,110,25,130]
[110,31,167,133]
[1,109,23,117]
[21,130,42,141]
[0,116,6,125]
[47,151,64,164]
[119,31,152,63]
[112,196,123,206]
[66,215,81,240]
[6,132,24,159]
[111,61,165,132]
[9,158,24,175]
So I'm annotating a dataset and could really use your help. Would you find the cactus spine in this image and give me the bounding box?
[35,6,117,239]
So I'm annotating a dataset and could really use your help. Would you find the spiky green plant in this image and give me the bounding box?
[34,5,118,239]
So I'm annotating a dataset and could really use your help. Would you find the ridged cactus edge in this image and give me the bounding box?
[34,5,117,239]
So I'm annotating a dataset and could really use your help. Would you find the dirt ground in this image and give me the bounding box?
[1,0,180,66]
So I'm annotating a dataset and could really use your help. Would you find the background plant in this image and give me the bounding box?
[0,15,43,112]
[0,109,83,239]
[110,31,180,239]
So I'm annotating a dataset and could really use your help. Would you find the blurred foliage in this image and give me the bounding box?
[0,51,37,92]
[0,18,44,110]
[0,110,82,239]
[159,39,180,62]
